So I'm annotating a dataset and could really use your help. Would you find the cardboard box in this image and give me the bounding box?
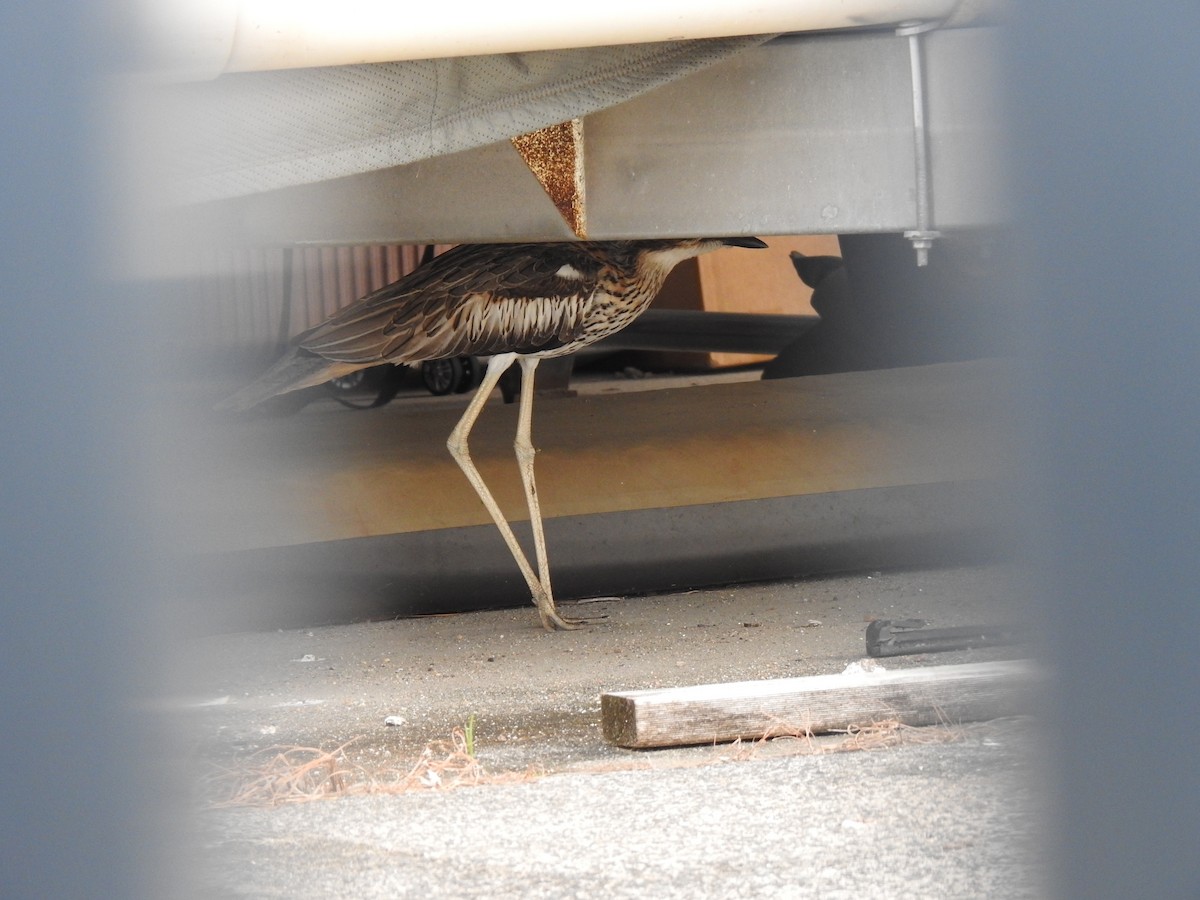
[646,234,840,368]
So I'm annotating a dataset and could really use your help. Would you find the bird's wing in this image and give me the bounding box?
[296,244,605,364]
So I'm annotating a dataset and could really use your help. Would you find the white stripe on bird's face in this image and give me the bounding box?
[637,239,719,273]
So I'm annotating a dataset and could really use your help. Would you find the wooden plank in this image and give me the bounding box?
[601,659,1037,749]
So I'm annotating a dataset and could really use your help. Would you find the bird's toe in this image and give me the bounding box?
[538,605,587,631]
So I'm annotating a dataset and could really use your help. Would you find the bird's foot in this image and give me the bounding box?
[537,601,587,631]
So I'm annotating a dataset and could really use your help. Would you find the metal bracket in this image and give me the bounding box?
[897,20,942,266]
[866,618,1031,658]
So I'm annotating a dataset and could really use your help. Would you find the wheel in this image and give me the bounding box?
[421,358,464,396]
[325,365,403,409]
[328,370,366,391]
[454,356,484,393]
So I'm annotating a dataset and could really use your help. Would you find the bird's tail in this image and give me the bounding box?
[215,347,352,412]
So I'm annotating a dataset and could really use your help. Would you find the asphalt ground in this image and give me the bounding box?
[169,563,1047,898]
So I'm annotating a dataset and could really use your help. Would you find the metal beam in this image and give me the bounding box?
[165,28,1008,251]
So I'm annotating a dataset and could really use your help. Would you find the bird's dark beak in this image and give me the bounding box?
[719,236,768,249]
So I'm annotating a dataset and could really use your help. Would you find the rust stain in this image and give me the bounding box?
[511,119,587,239]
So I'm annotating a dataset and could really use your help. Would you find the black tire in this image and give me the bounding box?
[421,358,464,396]
[325,365,403,409]
[454,356,484,393]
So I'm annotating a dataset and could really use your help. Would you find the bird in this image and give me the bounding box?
[218,237,768,630]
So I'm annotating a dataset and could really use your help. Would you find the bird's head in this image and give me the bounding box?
[633,236,768,273]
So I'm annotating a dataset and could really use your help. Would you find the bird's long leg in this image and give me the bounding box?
[446,353,577,631]
[515,356,584,630]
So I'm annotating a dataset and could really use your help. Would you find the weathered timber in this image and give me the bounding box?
[601,659,1036,749]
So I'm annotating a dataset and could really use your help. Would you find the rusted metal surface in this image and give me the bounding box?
[511,119,587,239]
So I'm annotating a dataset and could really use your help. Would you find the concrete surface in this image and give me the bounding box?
[170,563,1046,898]
[196,729,1037,899]
[167,360,1019,630]
[174,360,1017,551]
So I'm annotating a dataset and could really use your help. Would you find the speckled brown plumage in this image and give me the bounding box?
[219,237,767,629]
